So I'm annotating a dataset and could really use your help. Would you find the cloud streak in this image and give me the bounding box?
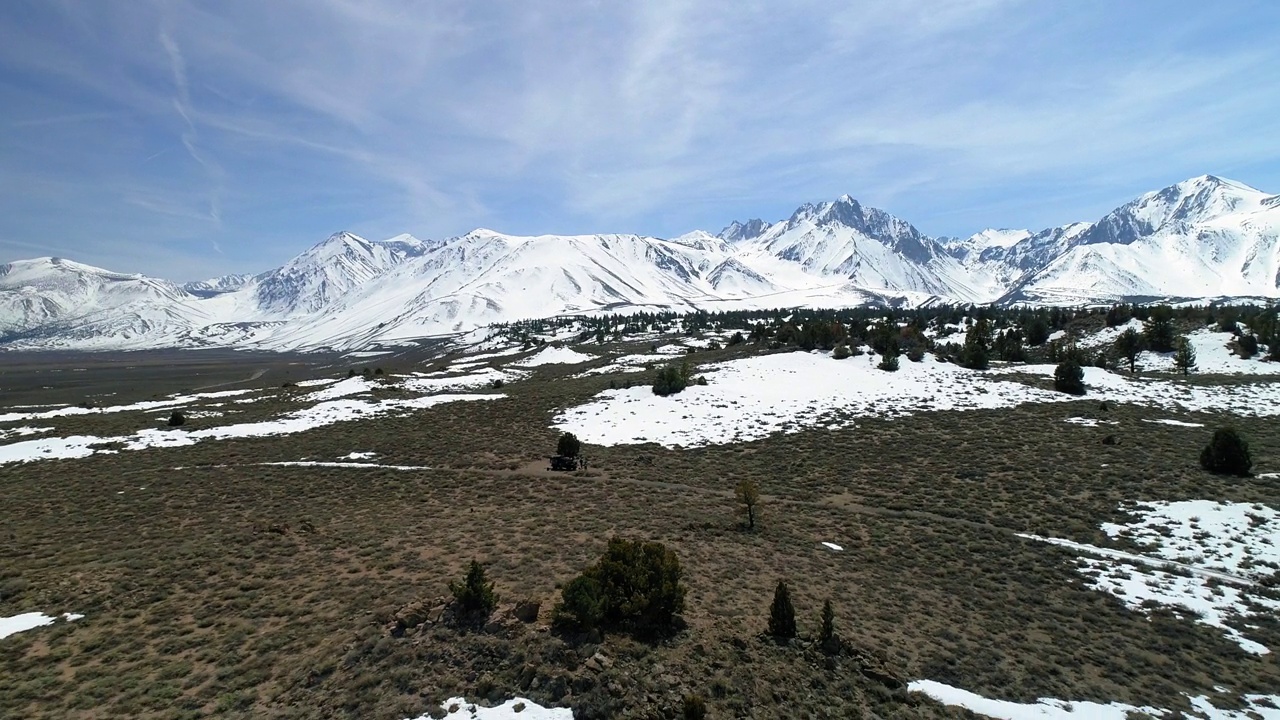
[0,0,1277,279]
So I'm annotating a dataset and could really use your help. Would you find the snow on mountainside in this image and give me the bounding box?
[2,175,1279,351]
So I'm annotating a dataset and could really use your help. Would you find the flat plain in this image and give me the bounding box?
[2,324,1278,719]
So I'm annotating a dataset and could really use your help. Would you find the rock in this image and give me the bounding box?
[513,599,540,623]
[1102,434,1119,445]
[483,620,505,634]
[427,604,447,624]
[585,657,603,673]
[394,601,430,629]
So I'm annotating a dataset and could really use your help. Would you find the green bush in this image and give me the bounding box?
[449,560,498,621]
[1200,428,1253,476]
[767,580,797,639]
[553,537,686,636]
[877,351,900,372]
[1053,359,1085,395]
[832,344,851,360]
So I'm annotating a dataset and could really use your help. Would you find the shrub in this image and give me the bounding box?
[553,537,686,635]
[1200,428,1253,476]
[491,378,504,389]
[557,432,582,458]
[1053,359,1085,395]
[767,580,797,639]
[652,366,688,396]
[877,350,900,372]
[449,560,498,621]
[167,411,185,427]
[728,331,745,346]
[832,344,851,360]
[682,695,707,720]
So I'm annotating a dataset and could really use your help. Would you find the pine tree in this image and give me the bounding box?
[818,599,836,650]
[1054,359,1085,395]
[1113,327,1145,374]
[1173,337,1197,376]
[450,560,498,620]
[1144,305,1177,352]
[767,580,797,639]
[961,318,991,370]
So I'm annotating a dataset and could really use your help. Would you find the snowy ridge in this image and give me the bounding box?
[3,175,1280,351]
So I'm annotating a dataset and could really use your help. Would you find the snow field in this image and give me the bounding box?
[510,346,598,367]
[555,351,1279,449]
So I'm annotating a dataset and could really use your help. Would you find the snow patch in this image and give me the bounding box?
[1,612,83,640]
[908,679,1163,719]
[407,696,573,720]
[511,346,598,367]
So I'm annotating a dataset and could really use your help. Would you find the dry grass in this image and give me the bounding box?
[1,343,1278,718]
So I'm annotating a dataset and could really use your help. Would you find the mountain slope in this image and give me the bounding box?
[2,175,1278,351]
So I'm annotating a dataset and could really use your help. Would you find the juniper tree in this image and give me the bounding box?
[1054,359,1085,395]
[557,432,582,458]
[1200,428,1252,476]
[1173,337,1197,376]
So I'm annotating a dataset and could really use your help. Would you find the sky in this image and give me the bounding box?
[1,0,1278,281]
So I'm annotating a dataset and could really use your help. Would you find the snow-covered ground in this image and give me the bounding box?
[1026,501,1280,654]
[910,679,1280,720]
[555,351,1280,449]
[0,388,262,423]
[1138,328,1276,375]
[0,392,500,465]
[510,346,598,367]
[407,697,572,720]
[0,426,52,440]
[0,612,82,640]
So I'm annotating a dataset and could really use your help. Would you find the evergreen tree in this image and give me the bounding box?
[1026,316,1051,347]
[1054,359,1086,395]
[1113,327,1145,374]
[1199,428,1253,476]
[450,560,499,620]
[1173,337,1197,376]
[1238,334,1259,358]
[961,318,992,370]
[818,599,836,649]
[557,432,582,458]
[767,580,797,639]
[877,347,900,372]
[1144,305,1177,352]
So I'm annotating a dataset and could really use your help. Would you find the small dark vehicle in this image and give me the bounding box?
[548,455,578,472]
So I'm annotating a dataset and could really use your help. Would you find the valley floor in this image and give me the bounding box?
[2,330,1279,718]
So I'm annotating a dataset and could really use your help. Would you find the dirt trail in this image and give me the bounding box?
[191,368,268,391]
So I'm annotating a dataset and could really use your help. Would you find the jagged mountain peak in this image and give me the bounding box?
[3,174,1278,350]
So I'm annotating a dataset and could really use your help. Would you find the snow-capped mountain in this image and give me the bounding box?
[2,175,1277,351]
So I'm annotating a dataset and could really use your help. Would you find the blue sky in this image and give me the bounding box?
[2,0,1278,281]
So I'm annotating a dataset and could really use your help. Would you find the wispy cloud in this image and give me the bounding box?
[0,0,1277,278]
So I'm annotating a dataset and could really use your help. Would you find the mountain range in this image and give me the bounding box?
[2,174,1277,352]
